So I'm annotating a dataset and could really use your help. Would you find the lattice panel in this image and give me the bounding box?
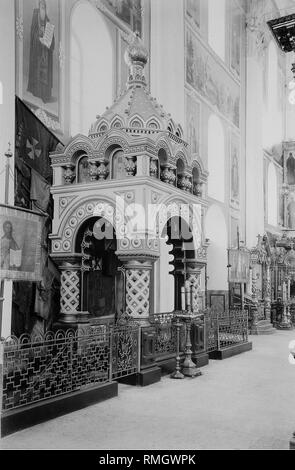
[187,275,201,313]
[2,332,110,411]
[60,270,80,312]
[126,268,150,316]
[2,326,140,412]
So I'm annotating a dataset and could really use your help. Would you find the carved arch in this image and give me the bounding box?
[64,134,95,161]
[146,116,161,130]
[129,114,144,128]
[110,115,124,129]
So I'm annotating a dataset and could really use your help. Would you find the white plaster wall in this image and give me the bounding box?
[245,51,265,247]
[0,0,15,337]
[70,2,114,136]
[150,0,185,129]
[205,204,228,291]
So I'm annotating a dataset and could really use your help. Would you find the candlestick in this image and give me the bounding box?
[181,286,185,311]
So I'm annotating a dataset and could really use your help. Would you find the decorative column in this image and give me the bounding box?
[124,259,153,322]
[186,261,202,314]
[53,255,90,324]
[264,261,271,322]
[116,237,160,325]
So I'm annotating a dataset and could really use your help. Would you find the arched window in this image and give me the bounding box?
[207,114,225,202]
[287,154,295,185]
[267,163,278,226]
[112,149,127,180]
[70,3,113,135]
[208,0,225,61]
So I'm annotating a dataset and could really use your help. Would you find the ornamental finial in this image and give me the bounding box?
[124,31,148,88]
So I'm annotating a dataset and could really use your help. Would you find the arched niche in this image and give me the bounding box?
[205,204,228,291]
[156,216,196,313]
[287,153,295,185]
[207,114,225,202]
[77,154,89,183]
[176,158,185,188]
[267,162,278,226]
[75,216,123,318]
[192,167,201,196]
[158,148,168,179]
[208,0,225,61]
[111,148,127,180]
[70,2,113,135]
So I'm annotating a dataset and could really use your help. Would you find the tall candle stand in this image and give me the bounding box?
[170,317,185,379]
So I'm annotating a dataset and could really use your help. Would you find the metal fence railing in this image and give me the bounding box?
[205,309,249,352]
[1,324,140,413]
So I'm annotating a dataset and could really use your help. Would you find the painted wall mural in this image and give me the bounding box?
[16,0,61,125]
[230,6,241,77]
[186,27,240,128]
[102,0,142,35]
[186,0,200,29]
[230,133,240,207]
[186,93,200,155]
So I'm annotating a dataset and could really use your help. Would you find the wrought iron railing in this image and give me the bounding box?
[148,312,207,361]
[1,324,140,413]
[205,309,249,351]
[149,313,185,360]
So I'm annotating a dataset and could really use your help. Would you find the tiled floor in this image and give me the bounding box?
[1,329,295,450]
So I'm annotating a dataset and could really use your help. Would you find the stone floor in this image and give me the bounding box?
[1,329,295,450]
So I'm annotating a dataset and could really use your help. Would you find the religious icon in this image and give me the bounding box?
[0,221,21,270]
[0,205,43,281]
[27,0,56,104]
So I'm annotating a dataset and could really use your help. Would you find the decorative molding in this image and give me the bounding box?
[16,16,23,41]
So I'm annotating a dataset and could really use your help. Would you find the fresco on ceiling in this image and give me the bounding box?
[186,27,240,128]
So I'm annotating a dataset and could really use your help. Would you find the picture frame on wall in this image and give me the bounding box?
[15,0,64,132]
[0,204,44,282]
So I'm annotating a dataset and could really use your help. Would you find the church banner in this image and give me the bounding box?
[0,204,44,282]
[228,248,250,284]
[15,96,61,182]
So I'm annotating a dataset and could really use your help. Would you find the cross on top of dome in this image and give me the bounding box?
[88,32,184,141]
[124,31,149,88]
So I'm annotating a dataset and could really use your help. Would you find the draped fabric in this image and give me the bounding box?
[13,96,62,336]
